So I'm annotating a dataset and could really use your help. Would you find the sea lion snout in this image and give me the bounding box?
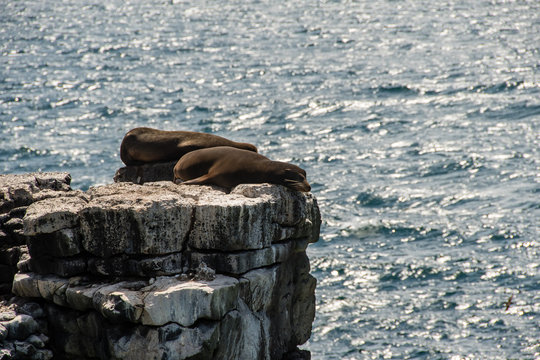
[282,169,311,192]
[301,179,311,192]
[286,178,311,192]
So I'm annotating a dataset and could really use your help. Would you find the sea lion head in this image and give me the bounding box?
[276,166,311,192]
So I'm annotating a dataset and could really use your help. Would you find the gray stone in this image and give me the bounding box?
[268,251,316,356]
[141,275,239,327]
[18,272,238,327]
[33,349,54,360]
[13,273,74,306]
[92,283,145,323]
[65,282,105,312]
[33,173,72,190]
[16,250,32,273]
[282,349,311,360]
[0,172,71,213]
[232,183,319,227]
[154,320,220,359]
[44,302,220,360]
[80,183,193,257]
[4,314,39,340]
[26,334,46,348]
[23,196,88,236]
[3,217,23,232]
[241,267,278,312]
[0,347,13,359]
[106,320,219,360]
[188,261,216,281]
[189,184,320,251]
[188,198,276,251]
[292,273,317,344]
[18,302,45,319]
[214,300,270,360]
[36,274,69,304]
[14,341,36,357]
[12,273,41,298]
[21,181,319,257]
[0,310,16,321]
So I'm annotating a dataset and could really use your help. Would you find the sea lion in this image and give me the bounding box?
[173,146,311,192]
[120,127,258,166]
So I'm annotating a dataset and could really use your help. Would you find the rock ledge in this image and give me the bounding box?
[2,172,320,359]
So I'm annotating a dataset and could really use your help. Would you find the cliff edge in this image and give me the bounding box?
[1,172,320,360]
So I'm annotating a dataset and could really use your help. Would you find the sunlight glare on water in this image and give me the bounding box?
[1,0,540,358]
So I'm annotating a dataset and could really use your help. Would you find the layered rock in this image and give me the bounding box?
[0,173,73,297]
[7,173,320,359]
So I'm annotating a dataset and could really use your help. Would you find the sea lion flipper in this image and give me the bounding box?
[180,174,213,186]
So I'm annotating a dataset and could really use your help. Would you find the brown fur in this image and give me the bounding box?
[120,127,258,166]
[173,146,311,192]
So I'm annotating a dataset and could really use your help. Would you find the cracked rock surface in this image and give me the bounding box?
[3,172,320,359]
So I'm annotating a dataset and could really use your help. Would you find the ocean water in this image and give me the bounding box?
[1,0,539,358]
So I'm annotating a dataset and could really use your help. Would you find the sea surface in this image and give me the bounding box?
[1,0,539,358]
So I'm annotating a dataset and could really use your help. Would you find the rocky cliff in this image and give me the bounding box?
[1,172,320,360]
[0,172,73,296]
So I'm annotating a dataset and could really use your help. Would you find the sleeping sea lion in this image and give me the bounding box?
[120,127,258,166]
[173,146,311,192]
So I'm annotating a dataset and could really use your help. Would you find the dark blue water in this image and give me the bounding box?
[2,0,539,358]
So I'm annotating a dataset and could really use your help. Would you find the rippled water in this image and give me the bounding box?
[2,0,539,358]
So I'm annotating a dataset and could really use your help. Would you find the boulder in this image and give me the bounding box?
[80,182,193,257]
[141,275,239,327]
[0,172,72,213]
[3,314,40,340]
[23,196,87,236]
